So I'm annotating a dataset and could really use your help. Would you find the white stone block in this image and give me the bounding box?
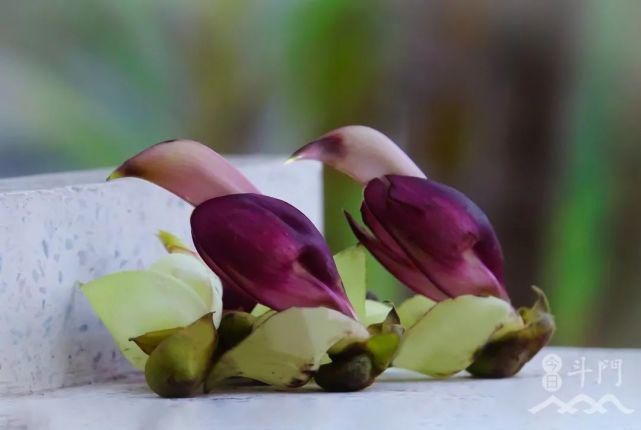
[0,157,322,395]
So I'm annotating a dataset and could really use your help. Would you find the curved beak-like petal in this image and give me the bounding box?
[354,175,509,302]
[191,194,356,318]
[289,125,426,185]
[108,139,259,206]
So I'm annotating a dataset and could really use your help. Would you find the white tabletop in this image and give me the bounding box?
[2,347,638,430]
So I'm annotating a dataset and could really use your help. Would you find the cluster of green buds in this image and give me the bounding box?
[81,129,554,398]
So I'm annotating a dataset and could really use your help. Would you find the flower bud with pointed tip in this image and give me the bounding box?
[112,139,356,317]
[191,194,356,318]
[109,140,261,312]
[347,175,509,302]
[290,125,554,380]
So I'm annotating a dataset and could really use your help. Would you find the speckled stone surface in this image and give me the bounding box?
[0,157,322,395]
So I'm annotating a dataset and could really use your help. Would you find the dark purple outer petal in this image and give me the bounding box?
[220,285,257,312]
[191,194,355,317]
[345,211,450,301]
[355,175,509,301]
[190,237,257,312]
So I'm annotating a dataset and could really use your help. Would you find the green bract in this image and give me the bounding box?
[150,253,223,327]
[363,299,392,326]
[396,295,436,328]
[333,245,367,321]
[81,271,211,369]
[80,234,223,370]
[205,307,369,390]
[467,287,555,378]
[144,313,218,398]
[80,229,551,394]
[130,326,184,355]
[394,295,517,377]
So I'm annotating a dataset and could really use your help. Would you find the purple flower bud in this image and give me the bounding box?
[192,194,356,317]
[346,175,509,302]
[110,139,354,315]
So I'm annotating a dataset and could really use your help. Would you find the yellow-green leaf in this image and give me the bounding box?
[250,303,272,317]
[396,295,436,328]
[394,295,515,377]
[150,253,223,327]
[80,271,210,370]
[205,307,369,390]
[334,245,367,321]
[467,287,554,378]
[362,299,391,327]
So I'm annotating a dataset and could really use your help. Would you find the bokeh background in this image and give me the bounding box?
[1,0,640,347]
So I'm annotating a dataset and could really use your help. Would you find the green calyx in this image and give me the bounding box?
[130,326,184,355]
[144,313,218,398]
[315,352,373,392]
[467,286,556,378]
[217,311,256,353]
[204,307,370,391]
[315,309,403,392]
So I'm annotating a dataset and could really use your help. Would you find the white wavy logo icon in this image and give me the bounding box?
[529,394,635,415]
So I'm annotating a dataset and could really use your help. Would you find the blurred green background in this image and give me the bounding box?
[1,1,640,347]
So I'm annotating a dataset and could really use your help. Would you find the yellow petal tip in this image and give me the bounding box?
[157,230,188,254]
[106,169,125,181]
[156,230,196,256]
[284,155,300,165]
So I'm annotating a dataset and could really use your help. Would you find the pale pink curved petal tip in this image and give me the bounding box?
[289,125,426,184]
[108,139,259,205]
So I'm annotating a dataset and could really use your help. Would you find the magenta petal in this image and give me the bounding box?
[345,211,450,301]
[361,175,509,301]
[193,239,257,312]
[361,199,408,259]
[220,283,257,312]
[191,194,355,317]
[386,175,506,281]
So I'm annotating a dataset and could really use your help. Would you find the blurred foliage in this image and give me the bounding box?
[1,0,640,346]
